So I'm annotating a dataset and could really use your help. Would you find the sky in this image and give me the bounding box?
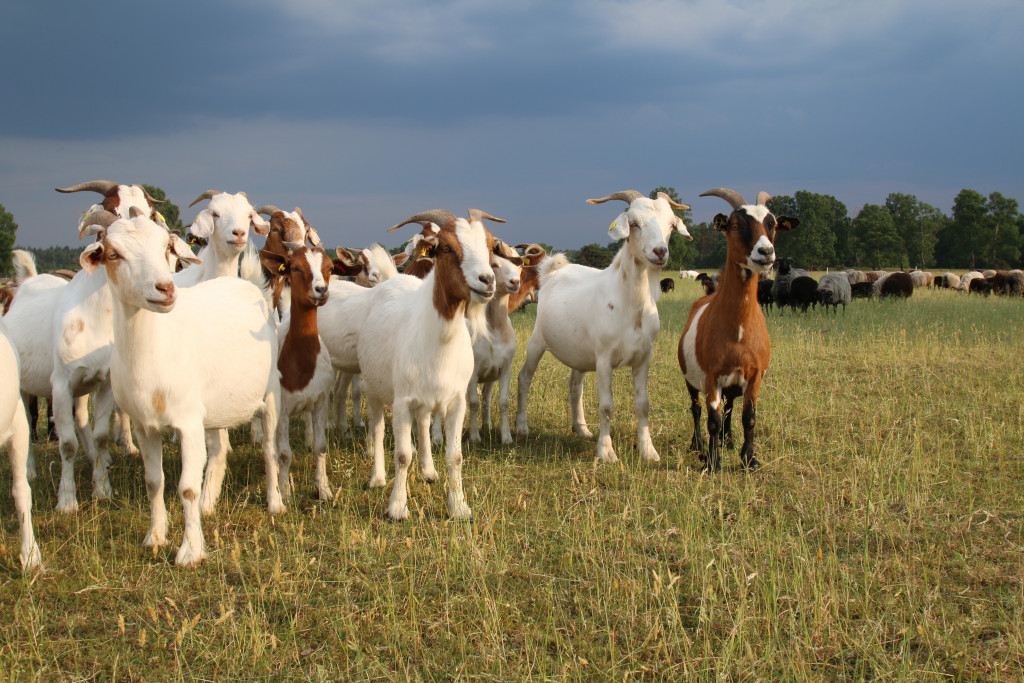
[2,0,1022,250]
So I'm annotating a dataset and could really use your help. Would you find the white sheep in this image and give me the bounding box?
[79,208,281,567]
[516,191,690,463]
[358,209,498,520]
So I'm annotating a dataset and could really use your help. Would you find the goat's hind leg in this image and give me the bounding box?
[569,369,593,439]
[632,358,659,462]
[686,382,706,462]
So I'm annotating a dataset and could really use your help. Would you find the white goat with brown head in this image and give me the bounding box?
[516,191,690,463]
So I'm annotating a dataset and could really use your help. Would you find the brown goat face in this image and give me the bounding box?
[714,208,799,276]
[290,247,332,307]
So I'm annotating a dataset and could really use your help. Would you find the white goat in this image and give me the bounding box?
[516,191,690,463]
[5,181,164,511]
[79,209,281,567]
[358,209,498,520]
[177,190,270,286]
[0,316,42,571]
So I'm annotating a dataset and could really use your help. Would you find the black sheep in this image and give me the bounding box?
[850,281,874,299]
[757,278,774,311]
[660,277,675,293]
[880,271,914,298]
[789,275,819,312]
[969,277,993,296]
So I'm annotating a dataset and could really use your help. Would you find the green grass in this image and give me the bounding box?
[1,279,1022,680]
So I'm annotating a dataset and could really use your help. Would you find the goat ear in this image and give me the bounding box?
[608,212,631,240]
[79,242,105,273]
[332,258,363,277]
[673,216,692,240]
[189,210,215,239]
[260,249,288,276]
[712,213,730,232]
[776,216,800,232]
[305,227,321,247]
[250,212,270,236]
[392,251,410,267]
[170,234,202,265]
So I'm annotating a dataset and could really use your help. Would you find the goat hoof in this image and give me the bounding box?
[175,544,208,568]
[449,503,472,520]
[743,457,761,471]
[573,425,594,439]
[55,498,79,514]
[386,503,410,521]
[142,530,168,548]
[421,469,438,484]
[368,473,387,489]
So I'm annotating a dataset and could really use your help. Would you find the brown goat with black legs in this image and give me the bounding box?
[678,188,799,473]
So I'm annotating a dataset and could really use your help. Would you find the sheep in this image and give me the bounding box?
[757,278,774,311]
[845,269,868,285]
[940,272,961,289]
[0,316,42,571]
[880,271,914,298]
[771,257,809,312]
[78,208,281,566]
[1006,270,1024,296]
[696,272,716,295]
[467,240,524,444]
[258,244,339,503]
[850,281,874,299]
[909,270,933,288]
[176,191,270,287]
[679,188,799,472]
[660,277,676,293]
[679,269,700,279]
[358,209,501,520]
[969,277,993,296]
[516,191,691,463]
[958,271,983,292]
[507,244,547,313]
[817,272,852,313]
[5,181,165,511]
[788,275,819,312]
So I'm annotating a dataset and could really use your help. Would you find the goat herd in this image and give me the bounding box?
[0,181,1001,573]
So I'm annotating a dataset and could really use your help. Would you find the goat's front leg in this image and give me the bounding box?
[200,429,229,515]
[365,396,387,488]
[90,383,117,499]
[515,332,547,436]
[260,390,285,515]
[481,380,496,433]
[138,428,167,549]
[350,373,364,429]
[703,388,723,474]
[51,382,82,513]
[595,358,617,463]
[8,396,41,571]
[276,414,294,505]
[569,369,593,438]
[22,392,36,481]
[632,358,659,462]
[443,396,471,520]
[467,371,483,443]
[686,383,705,460]
[176,423,209,567]
[113,405,139,456]
[739,376,763,471]
[386,399,415,521]
[312,401,332,500]
[416,411,438,483]
[496,367,513,445]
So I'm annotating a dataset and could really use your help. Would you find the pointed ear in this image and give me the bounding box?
[392,251,410,267]
[250,211,270,236]
[260,249,288,277]
[332,258,363,277]
[305,226,321,247]
[609,212,631,240]
[79,242,105,273]
[170,234,202,265]
[776,216,800,232]
[189,210,215,239]
[712,213,730,232]
[674,216,692,240]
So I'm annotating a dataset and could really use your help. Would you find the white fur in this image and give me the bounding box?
[0,317,42,571]
[681,303,709,393]
[517,194,689,463]
[177,192,269,287]
[87,214,281,567]
[357,217,494,520]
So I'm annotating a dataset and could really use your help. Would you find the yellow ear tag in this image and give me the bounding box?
[420,247,430,258]
[156,211,166,223]
[523,257,531,266]
[81,209,94,221]
[278,263,287,274]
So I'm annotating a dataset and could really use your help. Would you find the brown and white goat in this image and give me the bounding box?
[507,244,547,313]
[678,188,798,472]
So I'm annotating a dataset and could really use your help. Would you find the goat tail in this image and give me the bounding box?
[538,253,569,286]
[12,249,37,285]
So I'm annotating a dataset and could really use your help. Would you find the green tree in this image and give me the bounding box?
[885,192,942,268]
[575,243,614,269]
[0,204,17,278]
[142,184,183,235]
[986,191,1021,268]
[937,189,988,269]
[769,192,843,268]
[852,204,902,269]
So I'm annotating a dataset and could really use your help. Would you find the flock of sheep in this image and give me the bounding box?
[2,180,1005,573]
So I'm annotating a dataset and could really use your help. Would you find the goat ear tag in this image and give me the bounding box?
[420,246,431,258]
[278,263,287,274]
[523,256,531,266]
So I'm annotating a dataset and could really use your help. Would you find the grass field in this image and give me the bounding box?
[1,277,1022,681]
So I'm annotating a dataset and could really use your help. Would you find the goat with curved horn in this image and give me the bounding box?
[78,209,120,240]
[387,210,457,233]
[256,205,283,217]
[56,181,120,196]
[467,209,506,224]
[586,190,644,205]
[657,192,691,210]
[699,188,746,210]
[189,190,222,207]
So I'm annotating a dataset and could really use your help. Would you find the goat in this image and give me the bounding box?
[258,245,339,503]
[177,191,270,287]
[0,316,42,571]
[679,269,700,279]
[359,209,499,520]
[678,188,798,472]
[507,244,547,313]
[398,222,441,278]
[79,209,281,566]
[467,240,524,444]
[516,191,691,463]
[5,181,164,511]
[817,273,852,313]
[696,272,716,295]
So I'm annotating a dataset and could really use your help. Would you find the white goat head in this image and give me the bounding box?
[187,191,270,255]
[57,180,165,235]
[701,189,799,276]
[78,208,200,312]
[587,191,692,269]
[351,244,404,287]
[491,240,524,295]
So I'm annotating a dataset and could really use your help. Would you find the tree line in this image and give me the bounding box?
[2,185,1021,277]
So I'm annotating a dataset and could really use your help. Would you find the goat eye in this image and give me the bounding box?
[210,211,220,219]
[106,250,119,261]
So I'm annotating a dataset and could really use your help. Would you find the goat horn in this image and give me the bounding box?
[140,187,164,206]
[586,191,643,205]
[657,192,691,210]
[56,180,119,196]
[387,210,457,233]
[468,209,506,224]
[189,190,222,207]
[256,205,283,217]
[128,206,147,219]
[78,209,119,240]
[756,191,772,206]
[700,188,747,210]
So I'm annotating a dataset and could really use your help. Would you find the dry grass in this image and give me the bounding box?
[1,278,1022,680]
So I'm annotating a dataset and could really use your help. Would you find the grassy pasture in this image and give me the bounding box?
[0,276,1022,681]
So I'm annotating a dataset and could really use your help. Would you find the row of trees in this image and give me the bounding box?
[2,186,1022,277]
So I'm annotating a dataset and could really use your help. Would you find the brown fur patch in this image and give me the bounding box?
[152,390,167,414]
[181,488,197,501]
